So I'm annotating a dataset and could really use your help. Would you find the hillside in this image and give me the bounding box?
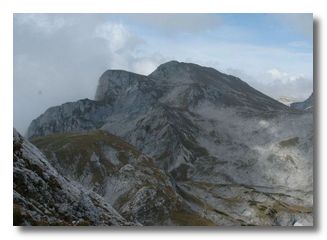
[13,129,136,226]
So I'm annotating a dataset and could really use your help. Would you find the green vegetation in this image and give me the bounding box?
[31,130,141,158]
[30,130,142,182]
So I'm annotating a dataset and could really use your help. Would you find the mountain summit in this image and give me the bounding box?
[94,61,289,111]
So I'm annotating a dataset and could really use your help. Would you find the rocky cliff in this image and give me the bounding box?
[13,129,136,226]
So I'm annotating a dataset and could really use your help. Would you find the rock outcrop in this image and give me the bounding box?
[13,129,136,226]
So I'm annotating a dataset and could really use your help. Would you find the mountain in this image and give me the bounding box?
[27,61,291,172]
[24,61,313,226]
[13,129,136,226]
[27,61,289,139]
[290,93,314,111]
[30,130,213,226]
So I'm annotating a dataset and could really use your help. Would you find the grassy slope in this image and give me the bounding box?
[31,130,216,226]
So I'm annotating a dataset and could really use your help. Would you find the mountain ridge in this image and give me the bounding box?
[27,61,290,139]
[22,60,313,226]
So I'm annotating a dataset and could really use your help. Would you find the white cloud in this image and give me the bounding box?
[131,54,167,75]
[93,22,167,75]
[226,68,312,100]
[266,68,304,84]
[123,14,221,35]
[94,22,143,52]
[267,68,289,81]
[13,15,168,134]
[14,14,71,34]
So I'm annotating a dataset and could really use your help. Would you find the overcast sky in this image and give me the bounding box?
[14,13,313,134]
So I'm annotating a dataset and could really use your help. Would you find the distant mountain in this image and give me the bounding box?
[23,61,313,226]
[290,93,314,111]
[277,96,300,106]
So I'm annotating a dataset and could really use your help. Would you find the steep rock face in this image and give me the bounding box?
[290,93,314,111]
[95,70,162,105]
[101,104,203,175]
[27,99,112,139]
[31,130,214,226]
[13,129,135,226]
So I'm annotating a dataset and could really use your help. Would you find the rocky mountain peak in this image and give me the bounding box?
[94,69,150,102]
[149,60,213,84]
[149,61,288,111]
